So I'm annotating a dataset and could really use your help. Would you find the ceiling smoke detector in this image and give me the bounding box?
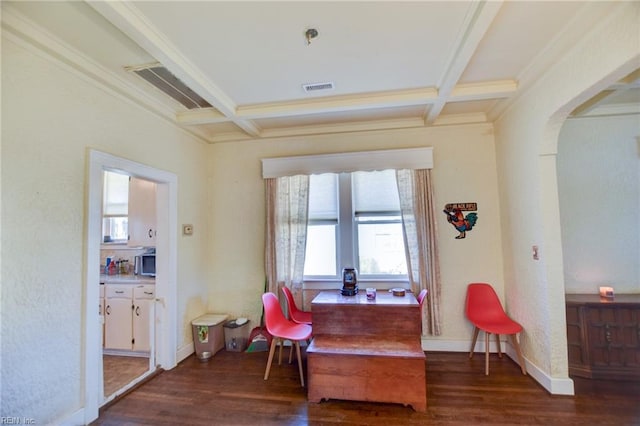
[303,82,335,93]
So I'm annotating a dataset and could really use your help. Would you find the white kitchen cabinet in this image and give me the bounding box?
[103,284,154,354]
[133,286,155,352]
[99,285,105,315]
[128,177,157,247]
[100,285,105,347]
[104,285,133,351]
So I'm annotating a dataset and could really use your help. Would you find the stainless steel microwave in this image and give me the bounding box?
[134,253,156,276]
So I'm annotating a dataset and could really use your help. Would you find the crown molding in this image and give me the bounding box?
[1,5,212,145]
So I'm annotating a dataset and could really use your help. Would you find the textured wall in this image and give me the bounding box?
[207,124,504,342]
[558,116,640,294]
[1,38,210,422]
[494,1,639,378]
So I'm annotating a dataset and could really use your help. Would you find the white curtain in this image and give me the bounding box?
[264,176,310,306]
[396,169,442,335]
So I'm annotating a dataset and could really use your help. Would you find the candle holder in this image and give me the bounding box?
[599,286,614,299]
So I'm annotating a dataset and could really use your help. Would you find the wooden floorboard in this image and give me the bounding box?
[92,350,640,425]
[103,355,150,398]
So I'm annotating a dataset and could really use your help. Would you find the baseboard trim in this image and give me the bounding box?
[422,337,575,396]
[177,342,195,363]
[58,407,85,426]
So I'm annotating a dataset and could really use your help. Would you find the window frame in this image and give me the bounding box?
[102,171,130,245]
[303,172,408,284]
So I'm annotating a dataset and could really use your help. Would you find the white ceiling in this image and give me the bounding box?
[3,1,638,143]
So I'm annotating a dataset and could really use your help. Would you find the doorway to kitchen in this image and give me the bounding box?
[84,150,178,423]
[100,171,157,399]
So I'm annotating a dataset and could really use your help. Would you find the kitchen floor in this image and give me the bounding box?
[103,355,149,398]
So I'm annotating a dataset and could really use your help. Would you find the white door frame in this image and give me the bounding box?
[84,150,178,423]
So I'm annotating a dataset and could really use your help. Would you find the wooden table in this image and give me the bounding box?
[306,290,426,412]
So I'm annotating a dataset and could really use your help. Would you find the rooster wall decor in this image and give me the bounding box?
[443,203,478,239]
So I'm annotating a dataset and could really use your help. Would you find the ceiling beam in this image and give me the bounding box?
[258,117,426,140]
[236,88,438,120]
[450,80,517,101]
[425,1,504,124]
[433,112,488,126]
[177,108,229,125]
[208,113,493,143]
[87,1,261,137]
[176,81,512,126]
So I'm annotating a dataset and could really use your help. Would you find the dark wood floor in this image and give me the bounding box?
[93,349,640,425]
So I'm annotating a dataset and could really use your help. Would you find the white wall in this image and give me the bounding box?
[1,38,210,423]
[558,115,640,294]
[494,0,639,387]
[206,123,505,345]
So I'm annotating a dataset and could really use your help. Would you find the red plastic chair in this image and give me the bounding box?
[262,292,313,386]
[282,286,312,325]
[417,289,428,307]
[465,283,527,376]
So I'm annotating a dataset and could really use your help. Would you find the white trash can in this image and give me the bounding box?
[191,314,228,361]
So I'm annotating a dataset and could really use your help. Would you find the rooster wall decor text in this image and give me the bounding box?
[443,203,478,239]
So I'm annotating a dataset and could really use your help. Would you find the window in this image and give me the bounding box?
[102,171,129,243]
[303,169,407,280]
[304,173,338,276]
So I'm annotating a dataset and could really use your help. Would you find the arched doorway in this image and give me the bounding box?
[536,62,639,389]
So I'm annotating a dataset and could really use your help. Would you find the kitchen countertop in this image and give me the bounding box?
[100,274,155,285]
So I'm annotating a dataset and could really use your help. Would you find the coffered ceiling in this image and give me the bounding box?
[3,1,637,143]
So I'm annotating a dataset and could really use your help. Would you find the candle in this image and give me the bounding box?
[599,286,614,298]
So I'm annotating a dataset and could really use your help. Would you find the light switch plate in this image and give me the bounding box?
[183,224,193,236]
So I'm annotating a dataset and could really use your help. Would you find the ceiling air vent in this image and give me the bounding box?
[128,63,211,110]
[303,82,335,93]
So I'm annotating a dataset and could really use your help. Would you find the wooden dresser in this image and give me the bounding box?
[306,291,426,412]
[565,294,640,380]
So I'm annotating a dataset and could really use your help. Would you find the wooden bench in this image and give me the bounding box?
[306,291,427,412]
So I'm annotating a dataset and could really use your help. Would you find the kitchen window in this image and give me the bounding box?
[102,171,129,243]
[303,169,407,281]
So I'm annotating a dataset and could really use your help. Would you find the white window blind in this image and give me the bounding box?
[103,171,129,216]
[308,173,338,221]
[353,169,400,214]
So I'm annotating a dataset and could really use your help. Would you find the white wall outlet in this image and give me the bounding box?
[183,224,193,236]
